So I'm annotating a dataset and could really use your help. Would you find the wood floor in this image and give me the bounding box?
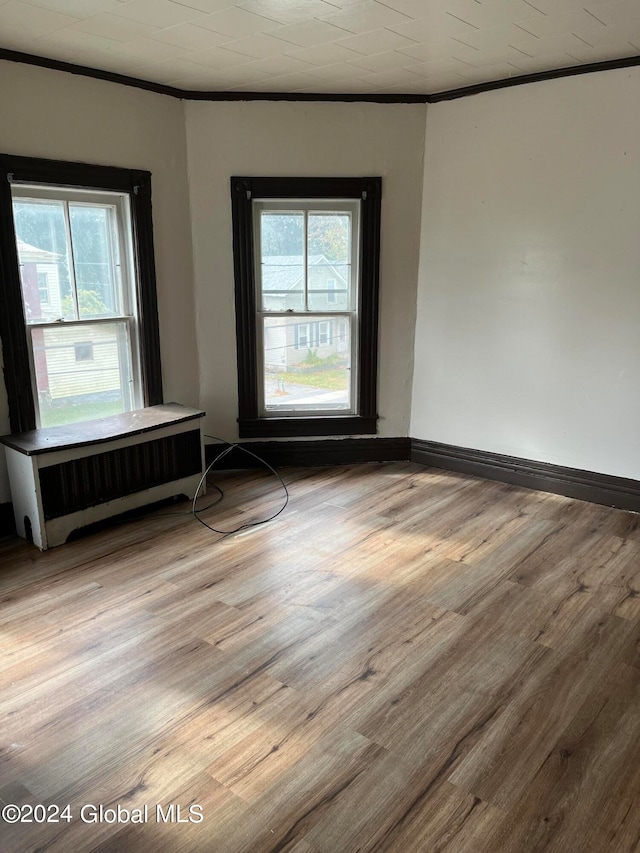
[2,462,640,853]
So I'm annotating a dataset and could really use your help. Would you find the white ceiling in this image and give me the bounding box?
[1,0,639,95]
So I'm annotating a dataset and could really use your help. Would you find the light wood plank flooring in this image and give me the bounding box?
[2,462,640,852]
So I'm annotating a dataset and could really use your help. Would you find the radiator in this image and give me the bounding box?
[1,403,205,550]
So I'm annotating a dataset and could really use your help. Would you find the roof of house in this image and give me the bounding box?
[262,255,349,292]
[16,238,61,263]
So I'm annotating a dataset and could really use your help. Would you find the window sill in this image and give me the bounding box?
[238,415,378,439]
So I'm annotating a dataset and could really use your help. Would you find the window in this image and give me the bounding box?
[231,177,381,438]
[37,272,50,304]
[74,342,94,362]
[0,155,163,433]
[295,323,310,350]
[318,320,330,347]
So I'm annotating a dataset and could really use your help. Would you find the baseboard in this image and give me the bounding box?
[206,437,411,469]
[411,438,640,514]
[0,502,16,537]
[5,438,634,531]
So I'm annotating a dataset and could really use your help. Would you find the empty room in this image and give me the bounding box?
[1,0,640,850]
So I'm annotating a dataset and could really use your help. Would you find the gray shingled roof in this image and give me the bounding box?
[262,255,349,292]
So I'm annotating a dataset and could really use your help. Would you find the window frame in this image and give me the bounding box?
[254,197,359,420]
[0,154,163,433]
[231,176,381,439]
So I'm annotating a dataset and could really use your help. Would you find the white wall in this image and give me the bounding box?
[0,61,198,503]
[412,68,640,479]
[185,100,426,441]
[5,57,637,505]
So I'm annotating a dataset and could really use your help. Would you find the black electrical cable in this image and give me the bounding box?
[192,434,289,536]
[104,436,286,532]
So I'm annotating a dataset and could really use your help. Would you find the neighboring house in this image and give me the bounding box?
[262,254,350,370]
[17,238,63,323]
[16,238,121,404]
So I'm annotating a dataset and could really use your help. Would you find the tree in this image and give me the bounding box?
[260,213,350,261]
[61,289,109,317]
[308,215,349,261]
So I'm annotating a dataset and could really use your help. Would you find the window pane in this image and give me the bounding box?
[31,322,134,427]
[263,315,351,412]
[12,199,74,322]
[308,213,351,311]
[69,204,122,318]
[260,212,304,311]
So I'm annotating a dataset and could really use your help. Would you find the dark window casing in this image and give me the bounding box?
[231,176,381,439]
[0,154,163,433]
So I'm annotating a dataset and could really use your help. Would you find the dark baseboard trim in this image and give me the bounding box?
[206,437,410,469]
[0,502,16,537]
[4,439,637,530]
[2,47,639,105]
[411,439,640,514]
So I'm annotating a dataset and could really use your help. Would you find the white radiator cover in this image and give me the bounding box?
[1,404,205,550]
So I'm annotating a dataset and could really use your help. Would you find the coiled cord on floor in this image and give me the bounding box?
[190,435,289,536]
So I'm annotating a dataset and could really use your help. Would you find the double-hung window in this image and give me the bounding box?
[256,198,358,418]
[0,155,162,433]
[231,177,381,438]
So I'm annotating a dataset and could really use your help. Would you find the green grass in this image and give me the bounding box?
[40,399,123,427]
[280,370,348,392]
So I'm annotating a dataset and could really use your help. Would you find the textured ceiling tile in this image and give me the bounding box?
[516,0,594,13]
[109,36,191,60]
[111,0,206,28]
[562,39,639,61]
[240,53,315,74]
[68,12,160,40]
[194,5,281,37]
[515,9,607,39]
[585,0,640,27]
[511,50,587,71]
[574,21,640,47]
[318,1,413,34]
[477,0,539,16]
[284,41,364,64]
[335,27,419,55]
[0,1,80,34]
[387,14,480,42]
[220,32,300,58]
[137,55,224,76]
[320,0,381,9]
[0,23,39,50]
[304,60,371,79]
[454,23,540,52]
[169,0,236,12]
[268,19,356,47]
[356,66,432,87]
[244,69,325,89]
[187,44,253,66]
[175,62,272,85]
[238,0,338,25]
[20,0,123,16]
[444,0,503,29]
[469,46,535,66]
[347,48,421,73]
[146,22,228,49]
[365,0,434,16]
[0,0,638,96]
[34,27,121,52]
[406,56,468,77]
[398,38,479,63]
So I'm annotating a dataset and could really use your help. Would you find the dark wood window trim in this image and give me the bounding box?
[0,153,163,433]
[231,176,381,439]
